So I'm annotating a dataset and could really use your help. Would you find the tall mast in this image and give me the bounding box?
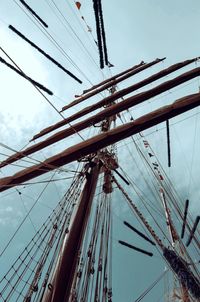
[0,56,199,301]
[42,86,117,302]
[160,189,191,302]
[43,159,101,302]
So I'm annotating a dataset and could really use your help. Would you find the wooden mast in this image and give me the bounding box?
[160,189,191,302]
[0,58,199,301]
[43,160,101,302]
[42,80,115,302]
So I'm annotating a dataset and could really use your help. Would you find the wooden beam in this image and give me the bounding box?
[48,162,100,302]
[61,58,164,111]
[186,216,200,247]
[166,119,171,167]
[32,58,198,140]
[118,240,153,257]
[181,199,189,239]
[0,92,200,192]
[82,61,145,94]
[1,64,200,169]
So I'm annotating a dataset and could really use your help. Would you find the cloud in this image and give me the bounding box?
[0,205,23,227]
[0,26,55,148]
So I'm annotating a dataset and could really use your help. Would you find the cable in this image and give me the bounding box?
[134,269,168,302]
[0,171,56,257]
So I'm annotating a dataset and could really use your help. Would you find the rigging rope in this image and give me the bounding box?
[119,113,200,254]
[51,0,105,79]
[69,185,113,301]
[134,269,168,302]
[0,171,56,257]
[0,170,85,301]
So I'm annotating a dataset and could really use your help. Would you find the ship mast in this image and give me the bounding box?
[160,189,191,302]
[0,61,200,301]
[42,83,117,302]
[43,160,101,302]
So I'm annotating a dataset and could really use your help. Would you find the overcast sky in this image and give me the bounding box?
[0,1,200,301]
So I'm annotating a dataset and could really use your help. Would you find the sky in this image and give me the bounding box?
[0,1,200,301]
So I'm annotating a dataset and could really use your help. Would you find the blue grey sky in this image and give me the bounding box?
[0,1,200,301]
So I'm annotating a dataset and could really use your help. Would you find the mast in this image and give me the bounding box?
[43,159,101,302]
[0,0,199,299]
[160,188,178,246]
[160,189,191,302]
[43,86,116,302]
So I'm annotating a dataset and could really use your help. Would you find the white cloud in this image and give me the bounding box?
[0,205,23,227]
[0,25,59,151]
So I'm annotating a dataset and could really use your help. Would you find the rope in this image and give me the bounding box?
[13,0,93,85]
[0,170,85,301]
[0,172,56,257]
[0,46,85,142]
[134,269,168,302]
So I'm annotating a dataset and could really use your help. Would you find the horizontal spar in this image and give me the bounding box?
[19,0,48,28]
[118,240,153,257]
[186,216,200,247]
[1,63,200,169]
[124,221,156,246]
[9,25,82,84]
[82,61,146,94]
[0,92,200,192]
[0,56,53,95]
[181,199,189,239]
[32,57,198,140]
[61,58,164,111]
